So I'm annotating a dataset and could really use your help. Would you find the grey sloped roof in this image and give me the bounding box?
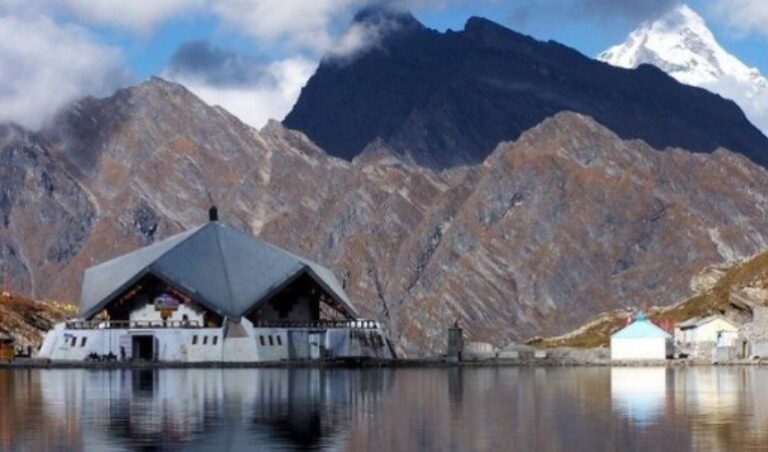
[80,222,358,320]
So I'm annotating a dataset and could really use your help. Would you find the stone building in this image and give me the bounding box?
[675,315,740,358]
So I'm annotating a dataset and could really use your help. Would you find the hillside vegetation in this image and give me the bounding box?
[0,292,73,351]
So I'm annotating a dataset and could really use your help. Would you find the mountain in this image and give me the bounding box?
[599,4,768,135]
[0,124,95,297]
[3,78,768,355]
[284,9,768,168]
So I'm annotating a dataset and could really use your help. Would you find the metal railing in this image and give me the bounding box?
[65,320,203,330]
[251,319,381,329]
[65,319,381,330]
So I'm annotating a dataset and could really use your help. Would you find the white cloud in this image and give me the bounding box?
[211,0,364,51]
[160,1,470,127]
[164,56,315,128]
[328,14,405,59]
[701,76,768,135]
[0,14,127,129]
[0,0,480,129]
[714,0,768,39]
[210,0,476,51]
[54,0,205,32]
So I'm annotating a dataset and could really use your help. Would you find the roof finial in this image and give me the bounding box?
[209,205,219,222]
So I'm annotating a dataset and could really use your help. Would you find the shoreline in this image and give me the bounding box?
[1,357,765,369]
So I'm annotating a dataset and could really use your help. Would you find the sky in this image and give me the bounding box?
[0,0,766,130]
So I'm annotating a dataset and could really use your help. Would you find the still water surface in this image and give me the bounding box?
[1,366,767,451]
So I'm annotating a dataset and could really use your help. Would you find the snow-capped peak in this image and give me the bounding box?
[599,4,768,134]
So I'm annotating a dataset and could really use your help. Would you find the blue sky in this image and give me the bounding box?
[0,0,765,130]
[107,1,767,79]
[418,1,767,72]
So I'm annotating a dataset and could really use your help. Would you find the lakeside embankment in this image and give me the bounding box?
[2,356,766,369]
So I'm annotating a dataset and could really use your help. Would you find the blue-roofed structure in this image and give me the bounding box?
[611,314,672,339]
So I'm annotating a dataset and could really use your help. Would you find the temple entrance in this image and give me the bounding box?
[132,335,155,361]
[308,332,324,360]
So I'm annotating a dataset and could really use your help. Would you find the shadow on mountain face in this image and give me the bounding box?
[284,10,768,169]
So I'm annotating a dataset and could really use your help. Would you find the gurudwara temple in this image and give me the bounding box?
[39,209,394,363]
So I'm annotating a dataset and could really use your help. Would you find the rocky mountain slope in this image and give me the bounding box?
[599,4,768,135]
[2,78,768,355]
[284,8,768,168]
[0,124,95,297]
[531,248,768,349]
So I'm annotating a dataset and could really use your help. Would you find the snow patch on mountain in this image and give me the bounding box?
[599,4,768,135]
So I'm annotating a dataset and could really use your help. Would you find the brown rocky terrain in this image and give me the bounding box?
[2,78,768,355]
[0,292,71,350]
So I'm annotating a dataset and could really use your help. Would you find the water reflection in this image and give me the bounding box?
[3,367,768,451]
[611,367,668,423]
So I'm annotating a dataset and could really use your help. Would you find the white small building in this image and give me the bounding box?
[675,315,740,356]
[610,314,673,361]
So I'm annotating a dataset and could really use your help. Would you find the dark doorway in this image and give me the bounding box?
[132,335,155,361]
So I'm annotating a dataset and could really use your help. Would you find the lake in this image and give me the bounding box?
[1,366,767,451]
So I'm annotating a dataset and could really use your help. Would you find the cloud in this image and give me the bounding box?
[51,0,204,32]
[703,76,768,135]
[713,0,768,39]
[0,1,482,129]
[0,14,128,130]
[326,6,419,60]
[165,41,268,86]
[211,1,480,50]
[574,0,681,21]
[163,42,315,127]
[511,0,681,26]
[210,0,366,51]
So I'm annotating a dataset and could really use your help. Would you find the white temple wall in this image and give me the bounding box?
[38,320,391,362]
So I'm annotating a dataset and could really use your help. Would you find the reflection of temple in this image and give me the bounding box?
[11,366,768,450]
[250,369,393,448]
[39,210,393,363]
[26,368,393,450]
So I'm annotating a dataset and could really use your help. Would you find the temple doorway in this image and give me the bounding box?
[132,335,155,361]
